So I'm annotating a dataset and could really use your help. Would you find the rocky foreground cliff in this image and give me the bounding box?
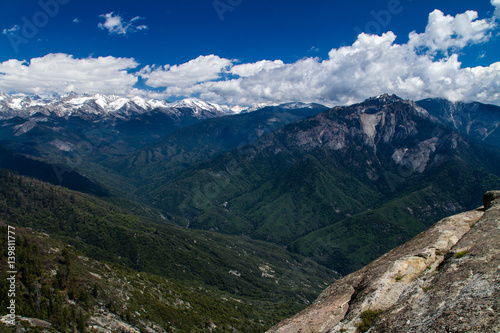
[269,191,500,333]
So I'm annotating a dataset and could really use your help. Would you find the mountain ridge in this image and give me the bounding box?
[104,102,330,194]
[416,98,500,149]
[0,92,235,120]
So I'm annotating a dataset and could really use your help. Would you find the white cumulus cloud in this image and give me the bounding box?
[0,53,139,96]
[98,12,148,35]
[408,10,495,55]
[492,0,500,19]
[141,55,233,87]
[230,60,285,77]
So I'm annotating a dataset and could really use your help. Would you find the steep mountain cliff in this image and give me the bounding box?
[268,191,500,333]
[417,98,500,149]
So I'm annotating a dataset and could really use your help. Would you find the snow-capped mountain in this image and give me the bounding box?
[0,93,337,121]
[0,93,235,120]
[0,92,242,159]
[171,98,234,114]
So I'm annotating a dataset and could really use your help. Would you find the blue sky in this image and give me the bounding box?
[0,0,499,107]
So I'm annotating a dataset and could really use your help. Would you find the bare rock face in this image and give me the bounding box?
[268,192,500,333]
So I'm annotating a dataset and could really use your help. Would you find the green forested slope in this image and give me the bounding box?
[0,169,336,331]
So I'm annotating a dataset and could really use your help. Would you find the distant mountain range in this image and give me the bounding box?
[1,92,498,147]
[1,92,499,146]
[0,92,328,196]
[0,92,235,119]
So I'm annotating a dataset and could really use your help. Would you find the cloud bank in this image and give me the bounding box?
[1,9,499,107]
[0,53,139,95]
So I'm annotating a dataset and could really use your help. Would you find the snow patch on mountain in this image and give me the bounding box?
[66,96,94,106]
[243,103,278,113]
